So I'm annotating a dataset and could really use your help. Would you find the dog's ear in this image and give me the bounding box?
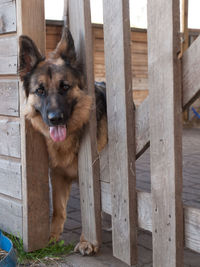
[19,35,43,81]
[52,27,77,65]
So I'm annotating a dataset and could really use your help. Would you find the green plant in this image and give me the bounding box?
[4,233,74,265]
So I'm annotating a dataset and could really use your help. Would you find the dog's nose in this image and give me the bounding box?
[48,111,64,125]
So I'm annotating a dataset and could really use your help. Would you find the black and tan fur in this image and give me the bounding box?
[19,28,107,255]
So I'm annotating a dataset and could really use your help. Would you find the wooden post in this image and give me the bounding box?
[17,0,49,251]
[68,0,101,248]
[148,0,183,266]
[181,0,189,55]
[103,0,137,265]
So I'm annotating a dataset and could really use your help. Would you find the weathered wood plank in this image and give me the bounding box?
[101,184,200,255]
[0,120,21,158]
[17,0,49,252]
[148,0,183,266]
[0,36,18,75]
[181,0,189,55]
[184,206,200,253]
[0,0,16,34]
[68,0,101,249]
[0,158,21,199]
[99,146,109,183]
[182,35,200,109]
[103,0,137,265]
[101,182,111,215]
[0,80,19,116]
[0,195,22,236]
[135,96,149,158]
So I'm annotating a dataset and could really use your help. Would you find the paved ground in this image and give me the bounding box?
[54,127,200,266]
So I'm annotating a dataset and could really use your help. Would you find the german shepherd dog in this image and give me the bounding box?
[19,28,107,255]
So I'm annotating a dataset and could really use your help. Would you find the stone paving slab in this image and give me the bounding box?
[47,230,200,267]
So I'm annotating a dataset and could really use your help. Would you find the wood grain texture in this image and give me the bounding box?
[17,0,49,252]
[101,184,200,255]
[0,0,16,34]
[0,195,22,236]
[148,0,183,266]
[135,96,150,158]
[0,36,17,74]
[0,119,21,158]
[99,145,109,183]
[0,158,21,199]
[68,0,101,248]
[181,0,189,55]
[182,35,200,109]
[0,80,19,116]
[184,206,200,253]
[103,0,137,264]
[100,181,111,215]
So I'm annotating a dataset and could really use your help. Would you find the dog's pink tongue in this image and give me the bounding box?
[50,126,66,142]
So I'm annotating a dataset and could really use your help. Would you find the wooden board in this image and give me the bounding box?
[68,0,101,248]
[0,195,22,236]
[133,89,148,106]
[0,36,17,74]
[17,0,49,252]
[182,35,200,109]
[0,158,21,199]
[101,183,200,255]
[99,146,109,183]
[0,80,19,116]
[184,206,200,253]
[0,0,17,34]
[135,96,150,158]
[103,0,137,265]
[46,24,62,55]
[0,119,21,158]
[181,0,189,55]
[148,0,183,266]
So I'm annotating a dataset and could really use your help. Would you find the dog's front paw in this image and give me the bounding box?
[74,234,99,256]
[49,232,60,243]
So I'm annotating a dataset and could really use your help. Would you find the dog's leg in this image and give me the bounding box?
[50,169,72,241]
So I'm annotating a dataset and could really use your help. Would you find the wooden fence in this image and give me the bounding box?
[1,0,200,266]
[68,0,200,266]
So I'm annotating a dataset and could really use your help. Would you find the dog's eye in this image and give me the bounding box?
[63,84,71,91]
[35,86,45,96]
[59,82,71,94]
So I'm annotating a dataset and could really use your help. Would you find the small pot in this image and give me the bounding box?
[0,231,17,267]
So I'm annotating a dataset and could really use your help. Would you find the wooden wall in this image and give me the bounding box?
[0,0,49,252]
[0,0,22,237]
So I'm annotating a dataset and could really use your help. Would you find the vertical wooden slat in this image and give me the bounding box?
[148,0,183,266]
[181,0,189,54]
[103,0,137,265]
[16,0,49,251]
[68,0,101,248]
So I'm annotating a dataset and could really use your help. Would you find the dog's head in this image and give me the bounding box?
[19,28,92,142]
